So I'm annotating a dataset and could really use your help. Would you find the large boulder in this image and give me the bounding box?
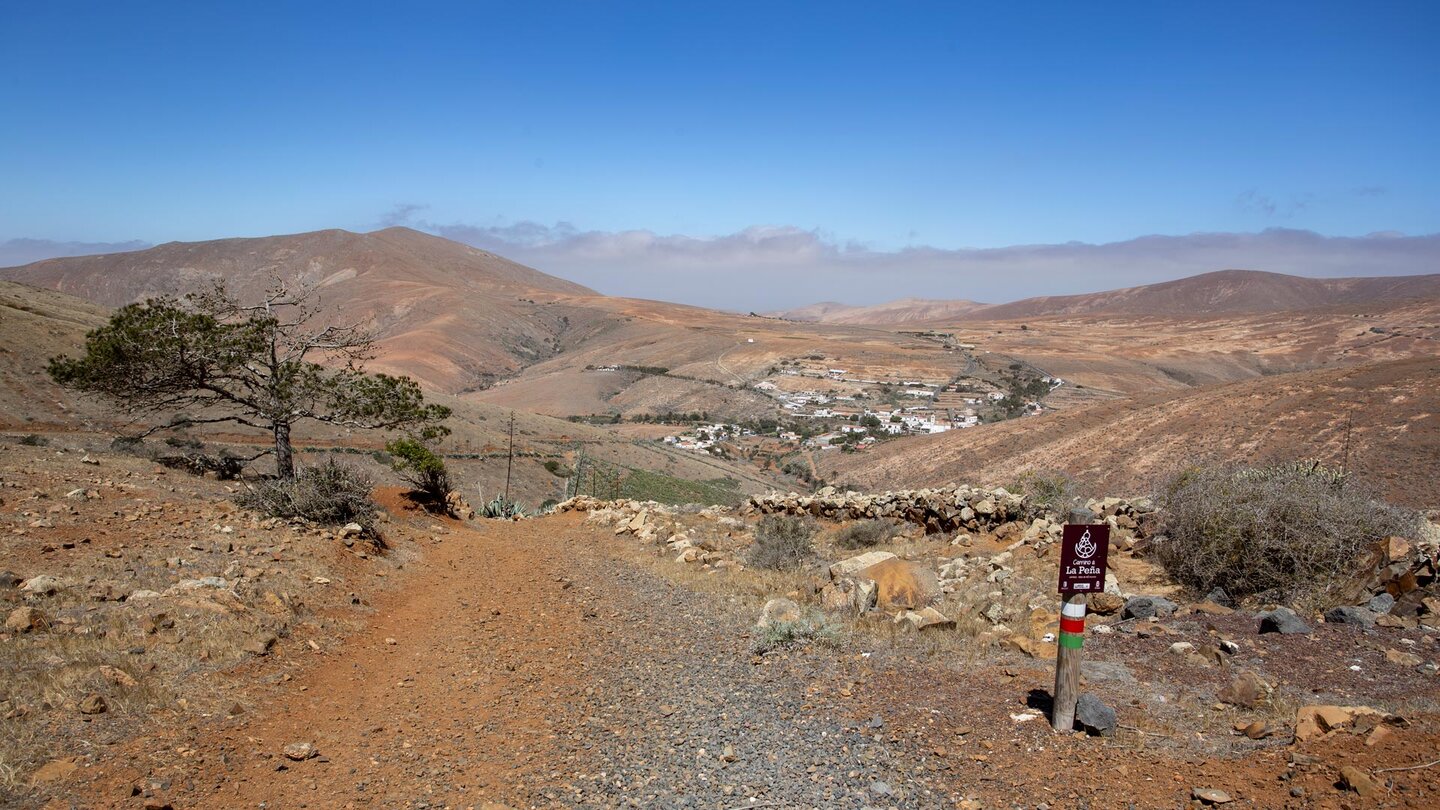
[859,557,940,610]
[1258,607,1311,635]
[829,551,897,580]
[1325,605,1377,628]
[1121,595,1177,620]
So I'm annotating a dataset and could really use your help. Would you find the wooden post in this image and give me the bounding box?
[1051,592,1087,732]
[1053,506,1098,733]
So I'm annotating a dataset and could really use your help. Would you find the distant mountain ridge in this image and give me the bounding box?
[775,269,1440,324]
[771,297,988,324]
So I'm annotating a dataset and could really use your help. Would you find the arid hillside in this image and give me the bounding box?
[935,298,1440,405]
[0,281,793,506]
[821,354,1440,508]
[0,230,983,419]
[0,227,607,392]
[778,269,1440,325]
[0,281,111,429]
[979,268,1440,320]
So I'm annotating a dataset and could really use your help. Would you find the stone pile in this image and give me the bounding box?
[745,485,1044,535]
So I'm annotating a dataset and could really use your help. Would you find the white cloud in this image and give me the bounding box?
[413,218,1440,310]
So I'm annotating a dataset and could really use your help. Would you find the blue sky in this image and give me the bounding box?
[1,2,1436,305]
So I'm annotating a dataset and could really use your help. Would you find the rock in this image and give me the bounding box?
[828,551,896,580]
[1167,641,1195,655]
[1367,593,1396,614]
[895,607,955,632]
[1087,592,1125,615]
[97,665,138,688]
[1190,600,1234,616]
[19,574,63,596]
[1339,765,1379,799]
[1294,704,1387,742]
[819,578,877,615]
[5,606,49,633]
[756,598,802,629]
[1325,605,1377,628]
[1121,595,1177,620]
[168,576,229,592]
[29,758,79,785]
[1192,787,1233,804]
[282,741,317,761]
[1218,670,1271,708]
[339,522,364,537]
[0,571,22,588]
[1203,587,1235,608]
[127,589,163,600]
[1258,607,1311,635]
[860,557,940,609]
[1002,635,1055,660]
[78,694,108,715]
[1241,720,1270,739]
[1074,693,1117,737]
[1385,648,1423,667]
[243,634,278,656]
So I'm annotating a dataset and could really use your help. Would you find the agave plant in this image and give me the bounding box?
[481,495,528,519]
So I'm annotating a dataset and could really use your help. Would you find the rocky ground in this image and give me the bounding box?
[3,438,1439,809]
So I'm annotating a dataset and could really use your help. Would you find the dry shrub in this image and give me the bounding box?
[237,460,376,528]
[835,519,896,550]
[1010,469,1077,514]
[746,514,816,571]
[750,609,841,653]
[1151,463,1416,608]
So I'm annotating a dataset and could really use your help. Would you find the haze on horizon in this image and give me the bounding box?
[2,1,1436,310]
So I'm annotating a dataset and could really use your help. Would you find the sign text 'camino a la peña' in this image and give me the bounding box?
[1057,523,1110,594]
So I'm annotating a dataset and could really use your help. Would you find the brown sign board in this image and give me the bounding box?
[1058,524,1110,594]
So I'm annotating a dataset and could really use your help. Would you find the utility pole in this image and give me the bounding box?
[504,410,515,502]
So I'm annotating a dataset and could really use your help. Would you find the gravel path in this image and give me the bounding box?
[69,514,945,809]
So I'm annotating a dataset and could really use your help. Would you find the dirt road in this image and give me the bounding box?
[60,512,1440,810]
[71,515,930,809]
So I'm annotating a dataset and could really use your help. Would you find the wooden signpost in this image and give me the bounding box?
[1052,517,1110,732]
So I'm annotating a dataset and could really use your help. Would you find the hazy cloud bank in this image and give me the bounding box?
[0,238,151,268]
[413,217,1440,311]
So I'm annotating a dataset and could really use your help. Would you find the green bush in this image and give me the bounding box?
[237,460,376,528]
[1151,463,1417,608]
[385,438,450,502]
[746,514,816,570]
[834,519,896,550]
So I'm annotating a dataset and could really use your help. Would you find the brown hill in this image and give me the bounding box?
[0,281,791,504]
[778,270,1440,326]
[0,227,602,393]
[820,355,1440,509]
[977,269,1440,320]
[0,228,977,421]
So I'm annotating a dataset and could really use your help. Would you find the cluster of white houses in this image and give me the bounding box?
[649,366,1063,456]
